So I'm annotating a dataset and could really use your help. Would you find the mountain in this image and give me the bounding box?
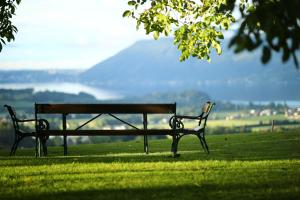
[81,38,300,101]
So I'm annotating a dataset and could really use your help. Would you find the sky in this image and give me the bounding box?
[0,0,150,71]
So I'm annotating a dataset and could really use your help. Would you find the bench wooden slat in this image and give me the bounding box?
[35,103,176,114]
[38,129,176,136]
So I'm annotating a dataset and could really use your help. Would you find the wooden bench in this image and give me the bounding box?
[34,103,177,157]
[5,102,215,157]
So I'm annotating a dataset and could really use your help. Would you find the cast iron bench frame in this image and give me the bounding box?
[169,101,215,155]
[34,103,177,157]
[4,102,214,157]
[4,105,49,156]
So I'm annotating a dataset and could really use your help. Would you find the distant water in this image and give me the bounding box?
[0,82,121,100]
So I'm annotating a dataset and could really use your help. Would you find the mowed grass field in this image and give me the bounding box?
[0,131,300,200]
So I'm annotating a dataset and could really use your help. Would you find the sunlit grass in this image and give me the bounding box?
[0,131,300,200]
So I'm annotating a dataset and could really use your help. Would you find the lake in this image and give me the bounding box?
[0,82,121,100]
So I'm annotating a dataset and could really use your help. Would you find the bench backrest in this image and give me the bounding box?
[35,103,176,114]
[202,101,214,115]
[200,101,215,127]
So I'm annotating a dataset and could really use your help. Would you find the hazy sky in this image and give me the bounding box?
[0,0,150,71]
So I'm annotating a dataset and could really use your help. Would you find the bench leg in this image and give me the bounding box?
[37,137,48,157]
[201,136,209,153]
[144,135,149,154]
[41,137,48,156]
[35,136,42,157]
[171,135,180,157]
[10,142,16,156]
[35,135,38,157]
[10,136,21,156]
[64,135,67,156]
[10,139,18,156]
[197,133,209,154]
[37,137,43,157]
[39,138,42,156]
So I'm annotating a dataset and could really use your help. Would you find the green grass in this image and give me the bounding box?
[0,131,300,200]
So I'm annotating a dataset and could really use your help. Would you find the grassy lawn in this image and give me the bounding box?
[0,131,300,200]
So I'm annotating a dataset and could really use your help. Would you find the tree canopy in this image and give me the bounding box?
[123,0,300,67]
[0,0,21,52]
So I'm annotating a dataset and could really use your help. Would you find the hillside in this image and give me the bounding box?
[81,38,300,101]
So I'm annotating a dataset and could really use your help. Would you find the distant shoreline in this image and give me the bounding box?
[0,82,121,100]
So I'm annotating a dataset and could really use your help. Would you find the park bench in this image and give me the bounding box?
[4,105,49,156]
[4,102,215,157]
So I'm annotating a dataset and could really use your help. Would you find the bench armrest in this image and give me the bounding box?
[17,118,50,131]
[36,119,50,131]
[175,115,202,120]
[169,113,204,130]
[17,119,36,123]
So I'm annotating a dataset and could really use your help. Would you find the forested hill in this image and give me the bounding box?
[0,89,250,115]
[81,38,300,101]
[1,89,207,114]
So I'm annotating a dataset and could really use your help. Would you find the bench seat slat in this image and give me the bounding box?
[38,129,176,136]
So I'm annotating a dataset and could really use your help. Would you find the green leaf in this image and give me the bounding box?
[222,20,229,30]
[282,46,290,62]
[247,5,255,13]
[1,38,6,45]
[151,1,156,7]
[207,57,211,62]
[136,21,141,30]
[128,1,136,6]
[153,31,159,40]
[261,46,271,64]
[217,33,224,39]
[212,41,222,55]
[122,10,132,18]
[216,44,222,55]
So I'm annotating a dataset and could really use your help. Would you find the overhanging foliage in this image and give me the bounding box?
[124,0,300,67]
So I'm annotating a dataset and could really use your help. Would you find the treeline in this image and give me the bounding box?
[0,89,98,115]
[0,88,97,103]
[213,101,290,112]
[0,88,295,116]
[0,88,296,149]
